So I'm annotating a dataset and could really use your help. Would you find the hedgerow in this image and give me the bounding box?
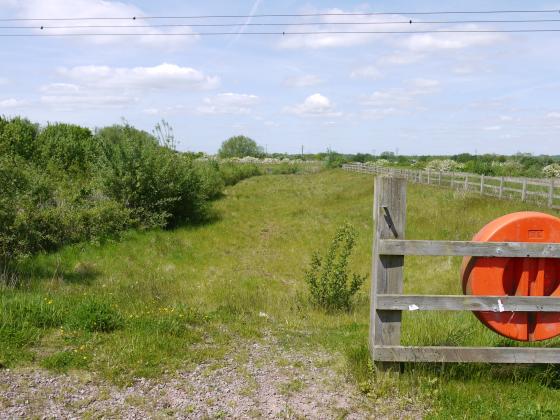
[0,117,272,274]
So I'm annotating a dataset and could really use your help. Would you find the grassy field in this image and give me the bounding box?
[2,169,560,418]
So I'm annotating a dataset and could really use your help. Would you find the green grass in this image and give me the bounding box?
[2,169,560,417]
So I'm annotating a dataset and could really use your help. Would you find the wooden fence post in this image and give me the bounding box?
[549,179,555,208]
[371,176,406,371]
[427,169,431,185]
[438,171,442,186]
[499,177,504,199]
[480,174,485,195]
[522,179,527,202]
[464,174,468,191]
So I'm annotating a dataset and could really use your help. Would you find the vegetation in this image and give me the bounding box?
[342,151,560,178]
[3,169,560,416]
[0,117,283,273]
[217,135,264,158]
[305,222,366,311]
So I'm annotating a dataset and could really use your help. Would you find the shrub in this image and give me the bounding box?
[325,150,347,168]
[218,135,264,158]
[35,123,98,173]
[425,159,464,172]
[218,162,262,186]
[543,164,560,178]
[194,159,225,199]
[97,124,207,228]
[0,117,38,160]
[305,223,366,311]
[0,155,134,269]
[268,162,301,175]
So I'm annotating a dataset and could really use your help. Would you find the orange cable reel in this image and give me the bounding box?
[461,211,560,342]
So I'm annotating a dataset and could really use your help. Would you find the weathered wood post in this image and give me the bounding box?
[522,179,527,202]
[464,174,468,191]
[427,169,431,185]
[480,174,485,195]
[499,177,504,199]
[438,171,442,186]
[371,176,406,371]
[549,179,555,208]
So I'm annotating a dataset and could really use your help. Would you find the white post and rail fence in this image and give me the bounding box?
[344,162,560,209]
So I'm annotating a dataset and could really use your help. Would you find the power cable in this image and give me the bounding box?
[2,18,560,30]
[2,29,560,37]
[0,9,560,22]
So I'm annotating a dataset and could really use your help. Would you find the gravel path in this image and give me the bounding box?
[0,339,422,419]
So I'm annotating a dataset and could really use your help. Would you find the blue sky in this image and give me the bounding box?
[1,0,560,155]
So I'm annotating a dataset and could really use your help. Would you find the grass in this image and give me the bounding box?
[2,169,560,417]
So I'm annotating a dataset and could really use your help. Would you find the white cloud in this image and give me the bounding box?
[483,125,502,131]
[284,93,342,117]
[499,115,513,121]
[546,112,560,119]
[278,9,411,49]
[0,98,27,108]
[453,66,474,75]
[40,83,80,94]
[39,64,218,111]
[401,26,506,52]
[197,93,260,115]
[377,52,425,66]
[362,79,439,110]
[410,78,440,89]
[143,108,160,115]
[359,79,439,119]
[8,0,196,48]
[283,74,323,87]
[40,94,135,108]
[361,89,414,108]
[350,65,382,80]
[58,63,219,91]
[277,11,506,51]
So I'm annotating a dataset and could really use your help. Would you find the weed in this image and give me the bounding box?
[305,223,366,311]
[70,299,123,333]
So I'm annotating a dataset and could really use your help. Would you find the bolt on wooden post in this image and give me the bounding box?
[370,176,406,371]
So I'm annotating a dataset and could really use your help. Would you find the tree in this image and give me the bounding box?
[218,135,264,158]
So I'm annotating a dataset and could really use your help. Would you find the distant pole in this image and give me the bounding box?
[301,145,304,158]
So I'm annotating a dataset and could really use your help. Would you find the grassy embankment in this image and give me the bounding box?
[2,169,560,417]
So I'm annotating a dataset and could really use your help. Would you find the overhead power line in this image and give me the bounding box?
[2,29,560,37]
[0,9,559,22]
[2,18,560,30]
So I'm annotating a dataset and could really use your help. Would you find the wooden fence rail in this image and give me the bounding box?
[344,162,560,209]
[370,176,560,367]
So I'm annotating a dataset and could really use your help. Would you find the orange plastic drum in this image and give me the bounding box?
[461,212,560,341]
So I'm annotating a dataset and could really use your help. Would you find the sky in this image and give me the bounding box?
[1,0,560,155]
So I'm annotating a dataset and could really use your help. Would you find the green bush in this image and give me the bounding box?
[35,123,98,173]
[0,117,269,271]
[218,135,264,158]
[305,223,366,311]
[97,124,207,228]
[70,299,123,333]
[218,162,262,186]
[0,117,38,160]
[194,160,225,199]
[325,150,347,168]
[0,155,134,269]
[269,163,301,175]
